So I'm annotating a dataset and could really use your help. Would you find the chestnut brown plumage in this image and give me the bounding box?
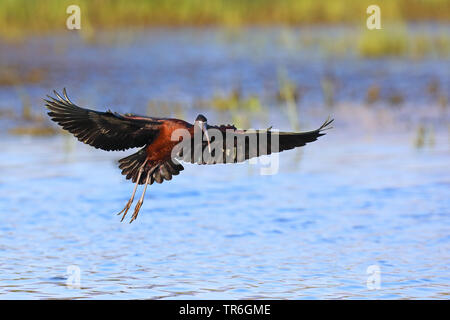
[45,89,333,223]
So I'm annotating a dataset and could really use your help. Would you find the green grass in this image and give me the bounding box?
[291,25,450,59]
[358,28,450,58]
[0,0,449,39]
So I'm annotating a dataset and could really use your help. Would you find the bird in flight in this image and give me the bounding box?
[45,89,333,223]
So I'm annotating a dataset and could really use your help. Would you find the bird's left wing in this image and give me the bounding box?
[45,89,162,151]
[178,118,333,164]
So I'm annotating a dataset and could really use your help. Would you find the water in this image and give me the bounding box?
[0,27,449,299]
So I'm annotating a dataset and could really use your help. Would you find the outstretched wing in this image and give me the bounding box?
[178,118,333,164]
[45,89,162,151]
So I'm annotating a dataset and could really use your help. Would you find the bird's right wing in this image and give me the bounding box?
[45,89,162,151]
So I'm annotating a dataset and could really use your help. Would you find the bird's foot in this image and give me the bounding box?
[117,198,134,222]
[129,200,143,223]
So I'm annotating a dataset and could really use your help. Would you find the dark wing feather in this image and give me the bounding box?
[45,89,162,151]
[178,118,333,164]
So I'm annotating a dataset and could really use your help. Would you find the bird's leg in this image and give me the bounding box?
[129,170,151,223]
[117,161,147,222]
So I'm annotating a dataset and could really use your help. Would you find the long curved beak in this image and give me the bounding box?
[201,122,212,153]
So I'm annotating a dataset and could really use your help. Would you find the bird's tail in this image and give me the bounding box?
[118,148,149,184]
[118,148,184,185]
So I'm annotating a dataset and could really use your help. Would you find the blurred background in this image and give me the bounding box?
[0,0,449,299]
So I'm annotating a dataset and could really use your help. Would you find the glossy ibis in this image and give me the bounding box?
[45,89,333,223]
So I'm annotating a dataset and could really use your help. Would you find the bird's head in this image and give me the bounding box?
[194,114,211,153]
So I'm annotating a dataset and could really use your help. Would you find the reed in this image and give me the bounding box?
[1,0,449,39]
